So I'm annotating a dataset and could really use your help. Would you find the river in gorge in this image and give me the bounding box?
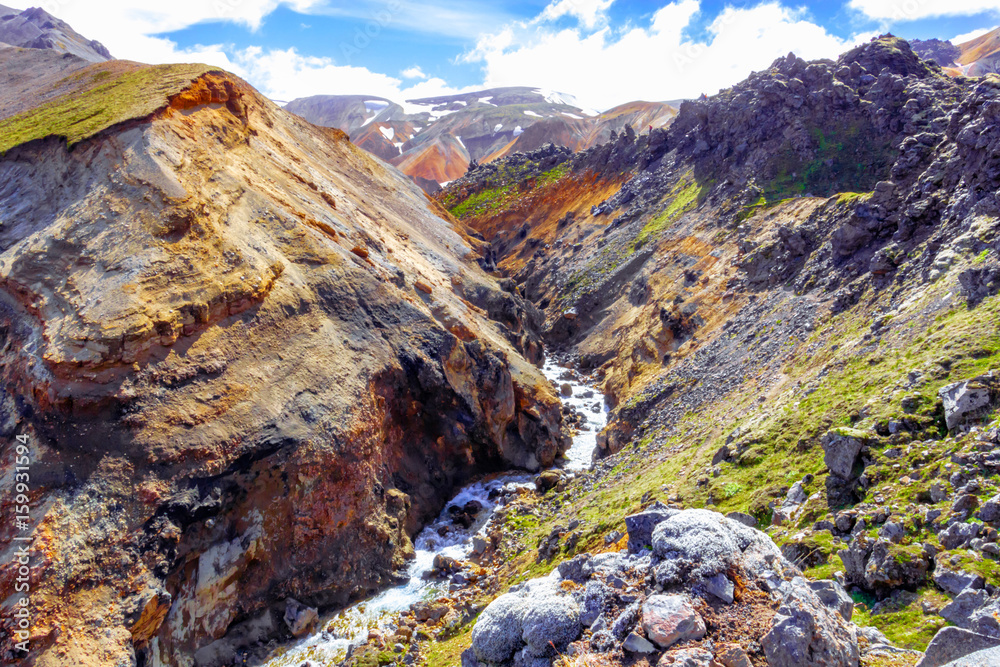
[263,360,608,666]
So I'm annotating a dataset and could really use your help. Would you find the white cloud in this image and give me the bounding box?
[463,1,875,110]
[230,46,473,102]
[539,0,616,29]
[951,25,998,44]
[849,0,1000,21]
[401,66,428,79]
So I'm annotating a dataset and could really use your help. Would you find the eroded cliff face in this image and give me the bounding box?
[0,71,566,666]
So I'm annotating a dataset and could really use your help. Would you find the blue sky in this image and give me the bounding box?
[12,1,1000,109]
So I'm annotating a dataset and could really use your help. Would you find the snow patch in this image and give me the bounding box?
[562,113,583,120]
[513,125,523,137]
[480,96,495,105]
[523,110,543,118]
[493,123,503,133]
[379,126,395,141]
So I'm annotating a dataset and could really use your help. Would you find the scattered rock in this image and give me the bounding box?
[940,376,995,430]
[641,595,706,649]
[622,632,656,654]
[916,627,1000,667]
[283,598,318,638]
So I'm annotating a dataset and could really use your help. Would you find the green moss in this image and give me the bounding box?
[632,176,709,249]
[537,162,571,186]
[852,589,948,651]
[0,63,215,154]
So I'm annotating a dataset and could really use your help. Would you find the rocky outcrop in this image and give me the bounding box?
[0,65,567,667]
[464,508,862,667]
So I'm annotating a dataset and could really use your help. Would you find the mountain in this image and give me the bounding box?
[0,25,567,667]
[911,28,1000,76]
[285,87,677,193]
[432,35,1000,665]
[0,4,111,61]
[956,26,1000,76]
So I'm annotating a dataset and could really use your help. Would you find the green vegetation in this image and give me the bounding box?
[632,176,709,249]
[0,63,215,154]
[446,181,520,219]
[440,156,573,219]
[851,589,949,650]
[537,162,571,186]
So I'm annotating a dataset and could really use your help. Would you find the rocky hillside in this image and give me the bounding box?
[426,35,1000,664]
[285,88,676,193]
[0,45,569,667]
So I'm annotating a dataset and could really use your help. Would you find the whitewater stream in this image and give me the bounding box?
[263,360,607,666]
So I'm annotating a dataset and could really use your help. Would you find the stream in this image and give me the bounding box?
[262,361,608,666]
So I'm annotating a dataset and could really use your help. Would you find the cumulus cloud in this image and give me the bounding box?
[230,47,472,101]
[463,1,875,110]
[951,25,998,44]
[849,0,1000,21]
[401,66,428,79]
[539,0,615,29]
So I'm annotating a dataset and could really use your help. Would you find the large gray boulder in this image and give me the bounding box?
[809,579,854,621]
[939,376,994,430]
[763,580,860,667]
[471,594,529,663]
[822,428,865,479]
[916,627,1000,667]
[624,502,677,553]
[938,646,1000,666]
[520,597,579,657]
[651,509,780,585]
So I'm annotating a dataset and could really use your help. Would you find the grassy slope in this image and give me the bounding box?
[0,62,214,153]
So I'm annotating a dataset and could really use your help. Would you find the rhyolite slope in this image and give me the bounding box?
[0,59,567,667]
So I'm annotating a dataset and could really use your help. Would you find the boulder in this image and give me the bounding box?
[979,494,1000,523]
[939,377,994,430]
[471,594,529,663]
[822,428,865,479]
[656,647,714,666]
[625,502,678,553]
[939,646,1000,666]
[641,595,706,649]
[283,598,318,638]
[916,627,1000,667]
[535,470,562,493]
[864,540,929,589]
[521,597,580,657]
[713,643,753,667]
[762,591,860,667]
[808,579,854,621]
[939,521,980,550]
[939,589,990,629]
[725,511,757,528]
[934,567,985,596]
[703,573,735,603]
[622,632,656,654]
[652,509,779,584]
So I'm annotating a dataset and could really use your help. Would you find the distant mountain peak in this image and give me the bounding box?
[0,4,112,62]
[285,88,675,193]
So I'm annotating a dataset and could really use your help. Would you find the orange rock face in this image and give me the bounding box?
[0,70,566,667]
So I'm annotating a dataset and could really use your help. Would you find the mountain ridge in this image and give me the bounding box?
[285,87,677,192]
